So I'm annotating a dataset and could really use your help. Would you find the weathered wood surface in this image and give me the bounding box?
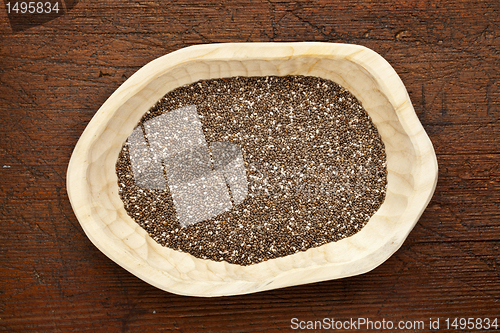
[1,0,498,332]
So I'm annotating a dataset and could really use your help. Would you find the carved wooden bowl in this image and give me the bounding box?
[67,42,438,296]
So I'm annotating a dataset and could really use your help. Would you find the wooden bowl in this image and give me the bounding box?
[67,42,438,296]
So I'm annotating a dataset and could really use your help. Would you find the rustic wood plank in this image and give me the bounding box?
[1,0,499,331]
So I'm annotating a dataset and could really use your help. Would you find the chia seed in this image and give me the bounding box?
[115,75,387,266]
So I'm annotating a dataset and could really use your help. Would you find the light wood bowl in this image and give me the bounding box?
[67,42,438,296]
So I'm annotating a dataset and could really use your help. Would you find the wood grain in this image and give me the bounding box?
[1,0,499,331]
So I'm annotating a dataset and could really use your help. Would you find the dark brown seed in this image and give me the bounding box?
[116,75,387,266]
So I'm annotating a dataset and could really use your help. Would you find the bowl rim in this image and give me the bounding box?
[67,42,438,296]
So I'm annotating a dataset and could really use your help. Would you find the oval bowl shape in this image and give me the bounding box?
[67,42,438,297]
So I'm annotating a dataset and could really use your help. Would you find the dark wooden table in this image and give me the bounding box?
[1,1,499,332]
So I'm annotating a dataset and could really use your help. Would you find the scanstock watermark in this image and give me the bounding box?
[290,317,425,331]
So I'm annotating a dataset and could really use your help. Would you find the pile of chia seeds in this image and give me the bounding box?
[116,75,387,266]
